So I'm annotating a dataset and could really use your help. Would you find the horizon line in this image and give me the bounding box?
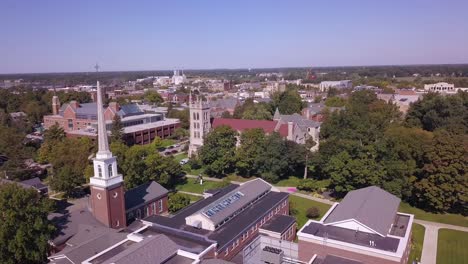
[1,62,468,76]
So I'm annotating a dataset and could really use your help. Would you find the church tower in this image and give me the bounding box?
[188,93,211,157]
[89,81,126,229]
[52,95,60,115]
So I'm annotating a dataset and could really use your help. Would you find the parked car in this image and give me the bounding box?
[167,145,175,149]
[171,149,178,154]
[179,158,189,165]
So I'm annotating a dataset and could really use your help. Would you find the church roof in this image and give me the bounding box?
[212,118,280,135]
[124,181,169,211]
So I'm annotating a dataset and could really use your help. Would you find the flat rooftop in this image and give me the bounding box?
[123,118,180,133]
[260,214,296,234]
[389,214,410,237]
[302,222,400,252]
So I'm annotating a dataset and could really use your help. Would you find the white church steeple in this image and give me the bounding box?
[89,80,126,229]
[90,81,122,188]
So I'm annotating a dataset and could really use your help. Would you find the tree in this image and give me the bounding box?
[257,133,289,182]
[40,137,95,196]
[242,103,272,120]
[43,124,65,142]
[144,90,163,104]
[0,183,55,264]
[110,115,124,142]
[413,130,468,213]
[167,109,190,129]
[324,96,346,107]
[235,128,266,177]
[221,111,232,118]
[270,89,306,115]
[406,92,467,134]
[199,125,237,177]
[168,193,190,213]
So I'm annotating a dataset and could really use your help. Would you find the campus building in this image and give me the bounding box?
[49,178,295,264]
[298,186,414,264]
[43,96,180,145]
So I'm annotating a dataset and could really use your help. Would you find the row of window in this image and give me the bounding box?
[127,199,164,220]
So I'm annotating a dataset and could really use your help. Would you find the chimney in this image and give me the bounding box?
[287,122,294,141]
[52,95,60,115]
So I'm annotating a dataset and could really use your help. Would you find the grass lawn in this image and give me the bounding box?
[177,193,203,202]
[159,139,176,147]
[399,202,468,228]
[175,179,226,194]
[174,152,188,162]
[289,195,332,229]
[437,229,468,264]
[276,177,302,187]
[408,223,425,264]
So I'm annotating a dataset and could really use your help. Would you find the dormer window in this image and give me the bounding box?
[108,164,113,177]
[98,165,102,177]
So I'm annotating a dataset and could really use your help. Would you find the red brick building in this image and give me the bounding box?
[43,96,180,145]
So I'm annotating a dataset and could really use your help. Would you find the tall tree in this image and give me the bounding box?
[413,130,468,213]
[199,125,237,177]
[110,115,124,142]
[235,128,266,177]
[0,183,55,264]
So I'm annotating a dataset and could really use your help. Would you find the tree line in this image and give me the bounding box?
[313,90,467,214]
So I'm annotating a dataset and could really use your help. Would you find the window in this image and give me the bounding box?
[108,164,113,177]
[115,220,120,227]
[146,206,150,217]
[152,202,156,214]
[224,249,229,256]
[158,199,163,212]
[136,209,141,219]
[68,119,73,129]
[98,165,102,177]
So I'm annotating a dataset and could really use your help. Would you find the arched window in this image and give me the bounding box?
[98,165,102,177]
[108,164,113,177]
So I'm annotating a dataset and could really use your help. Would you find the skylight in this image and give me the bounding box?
[203,191,244,218]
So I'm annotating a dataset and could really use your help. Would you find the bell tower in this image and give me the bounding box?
[89,81,126,229]
[188,92,211,157]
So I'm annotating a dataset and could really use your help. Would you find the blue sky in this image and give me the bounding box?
[1,0,468,73]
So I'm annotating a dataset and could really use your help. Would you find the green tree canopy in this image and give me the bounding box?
[199,125,237,177]
[0,183,55,264]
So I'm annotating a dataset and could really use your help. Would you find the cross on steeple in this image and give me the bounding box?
[94,63,100,73]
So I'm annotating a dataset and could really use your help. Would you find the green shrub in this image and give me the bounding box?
[306,207,320,219]
[297,179,319,192]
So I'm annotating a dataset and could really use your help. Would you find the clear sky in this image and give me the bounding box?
[1,0,468,73]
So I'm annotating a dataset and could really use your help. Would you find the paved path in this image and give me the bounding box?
[416,219,468,264]
[414,219,468,232]
[177,191,204,197]
[419,223,439,264]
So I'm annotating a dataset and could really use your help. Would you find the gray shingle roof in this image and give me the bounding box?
[102,234,179,264]
[323,186,400,236]
[124,181,169,211]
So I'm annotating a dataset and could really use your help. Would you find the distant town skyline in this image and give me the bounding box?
[1,0,468,74]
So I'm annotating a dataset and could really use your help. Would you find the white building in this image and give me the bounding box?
[424,82,455,93]
[172,70,187,85]
[319,80,352,92]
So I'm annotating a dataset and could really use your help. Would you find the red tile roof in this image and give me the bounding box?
[212,118,287,137]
